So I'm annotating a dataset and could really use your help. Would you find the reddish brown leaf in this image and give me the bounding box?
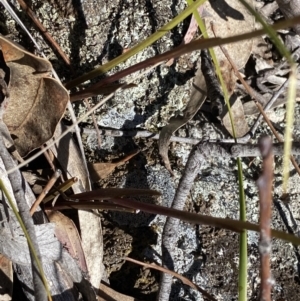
[88,149,139,181]
[165,8,201,66]
[46,210,89,274]
[48,122,103,288]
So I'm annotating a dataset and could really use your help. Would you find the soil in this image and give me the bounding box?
[2,0,300,300]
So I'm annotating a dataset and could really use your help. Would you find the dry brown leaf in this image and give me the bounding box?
[203,0,254,92]
[48,121,104,289]
[97,282,139,301]
[243,96,300,116]
[88,149,139,181]
[46,210,88,274]
[0,255,12,301]
[0,36,69,156]
[222,95,249,137]
[159,65,207,174]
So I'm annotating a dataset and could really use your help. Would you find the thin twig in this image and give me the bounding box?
[48,200,139,213]
[30,169,61,216]
[83,127,201,144]
[255,100,300,177]
[16,0,71,65]
[83,127,300,156]
[257,136,273,301]
[246,80,289,138]
[41,145,56,172]
[125,256,217,301]
[0,0,43,53]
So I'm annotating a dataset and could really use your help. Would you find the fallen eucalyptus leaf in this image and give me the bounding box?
[0,217,61,266]
[88,149,139,181]
[48,121,104,289]
[204,0,253,138]
[46,210,88,275]
[203,0,254,93]
[0,35,69,156]
[0,133,92,300]
[222,95,249,137]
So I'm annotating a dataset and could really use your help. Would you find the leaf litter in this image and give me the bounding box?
[1,0,300,298]
[0,36,69,157]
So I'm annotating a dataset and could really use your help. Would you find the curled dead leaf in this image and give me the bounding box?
[0,36,69,156]
[159,64,207,174]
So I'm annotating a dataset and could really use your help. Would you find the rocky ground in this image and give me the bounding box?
[2,0,300,300]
